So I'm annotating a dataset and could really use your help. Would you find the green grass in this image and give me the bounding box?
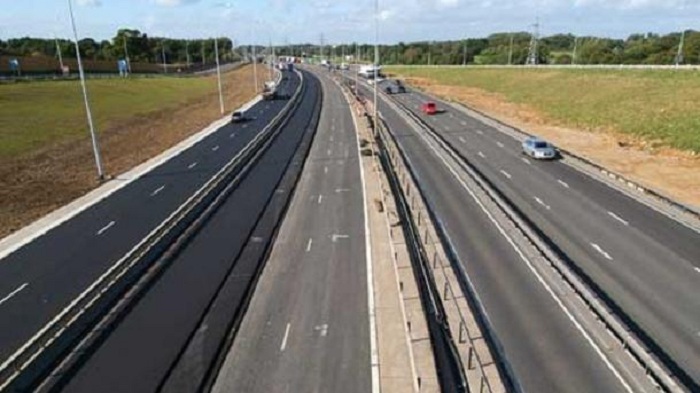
[386,67,700,153]
[0,77,217,157]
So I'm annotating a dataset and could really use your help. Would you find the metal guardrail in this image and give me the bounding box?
[0,68,303,392]
[340,73,513,392]
[371,113,468,393]
[389,95,688,393]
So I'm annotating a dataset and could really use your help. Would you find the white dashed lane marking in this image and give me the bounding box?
[151,185,165,197]
[521,157,531,165]
[188,162,198,169]
[558,179,570,189]
[591,243,613,261]
[212,145,220,152]
[534,197,552,210]
[96,221,116,236]
[607,211,629,226]
[280,323,291,351]
[500,170,512,179]
[478,151,486,158]
[306,238,313,252]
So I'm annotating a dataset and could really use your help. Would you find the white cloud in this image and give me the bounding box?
[153,0,201,6]
[77,0,102,6]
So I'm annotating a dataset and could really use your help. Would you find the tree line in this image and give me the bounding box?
[280,30,699,66]
[0,29,247,69]
[2,28,698,67]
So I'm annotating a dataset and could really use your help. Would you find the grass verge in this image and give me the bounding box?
[0,65,259,237]
[386,67,700,153]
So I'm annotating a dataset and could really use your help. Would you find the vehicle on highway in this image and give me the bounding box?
[262,81,277,101]
[384,80,406,95]
[340,63,349,70]
[231,111,245,123]
[421,101,437,115]
[522,137,558,159]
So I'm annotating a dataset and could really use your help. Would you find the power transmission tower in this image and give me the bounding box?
[526,18,539,65]
[675,30,685,66]
[572,36,579,65]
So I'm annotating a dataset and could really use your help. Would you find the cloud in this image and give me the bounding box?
[77,0,102,6]
[153,0,201,6]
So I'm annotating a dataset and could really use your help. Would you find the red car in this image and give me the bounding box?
[421,102,437,115]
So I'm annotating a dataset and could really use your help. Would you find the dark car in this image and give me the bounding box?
[231,111,245,123]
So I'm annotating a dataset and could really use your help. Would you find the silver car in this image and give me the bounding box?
[522,137,557,159]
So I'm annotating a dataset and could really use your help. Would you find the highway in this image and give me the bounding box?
[391,88,700,387]
[0,72,298,373]
[212,67,371,393]
[353,79,629,392]
[57,70,322,392]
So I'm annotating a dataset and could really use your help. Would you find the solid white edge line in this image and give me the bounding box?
[346,82,382,393]
[405,109,635,393]
[280,323,291,352]
[0,283,29,307]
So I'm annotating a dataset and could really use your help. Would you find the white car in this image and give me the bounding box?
[522,137,558,160]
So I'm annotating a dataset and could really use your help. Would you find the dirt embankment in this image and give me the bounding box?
[0,67,258,238]
[404,76,700,210]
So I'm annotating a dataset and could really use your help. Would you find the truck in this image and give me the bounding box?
[262,81,277,101]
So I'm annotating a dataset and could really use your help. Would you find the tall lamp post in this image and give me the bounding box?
[68,0,104,180]
[214,37,225,114]
[373,0,379,134]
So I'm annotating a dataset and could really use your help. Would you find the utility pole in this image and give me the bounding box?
[186,41,191,68]
[373,0,379,137]
[55,38,65,71]
[68,0,104,180]
[508,34,514,65]
[675,30,686,66]
[122,33,131,73]
[462,39,468,66]
[526,18,540,65]
[215,38,225,114]
[201,42,206,66]
[572,36,579,65]
[427,41,431,65]
[252,42,259,93]
[355,42,359,96]
[161,41,167,73]
[319,33,325,62]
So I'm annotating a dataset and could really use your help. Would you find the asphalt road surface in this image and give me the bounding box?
[212,67,371,393]
[0,73,298,369]
[59,70,322,392]
[393,88,700,387]
[353,79,628,393]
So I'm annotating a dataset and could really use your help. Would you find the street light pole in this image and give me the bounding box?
[214,37,225,114]
[123,33,131,74]
[373,0,379,136]
[252,41,259,94]
[67,0,104,180]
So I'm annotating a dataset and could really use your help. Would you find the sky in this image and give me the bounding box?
[0,0,697,44]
